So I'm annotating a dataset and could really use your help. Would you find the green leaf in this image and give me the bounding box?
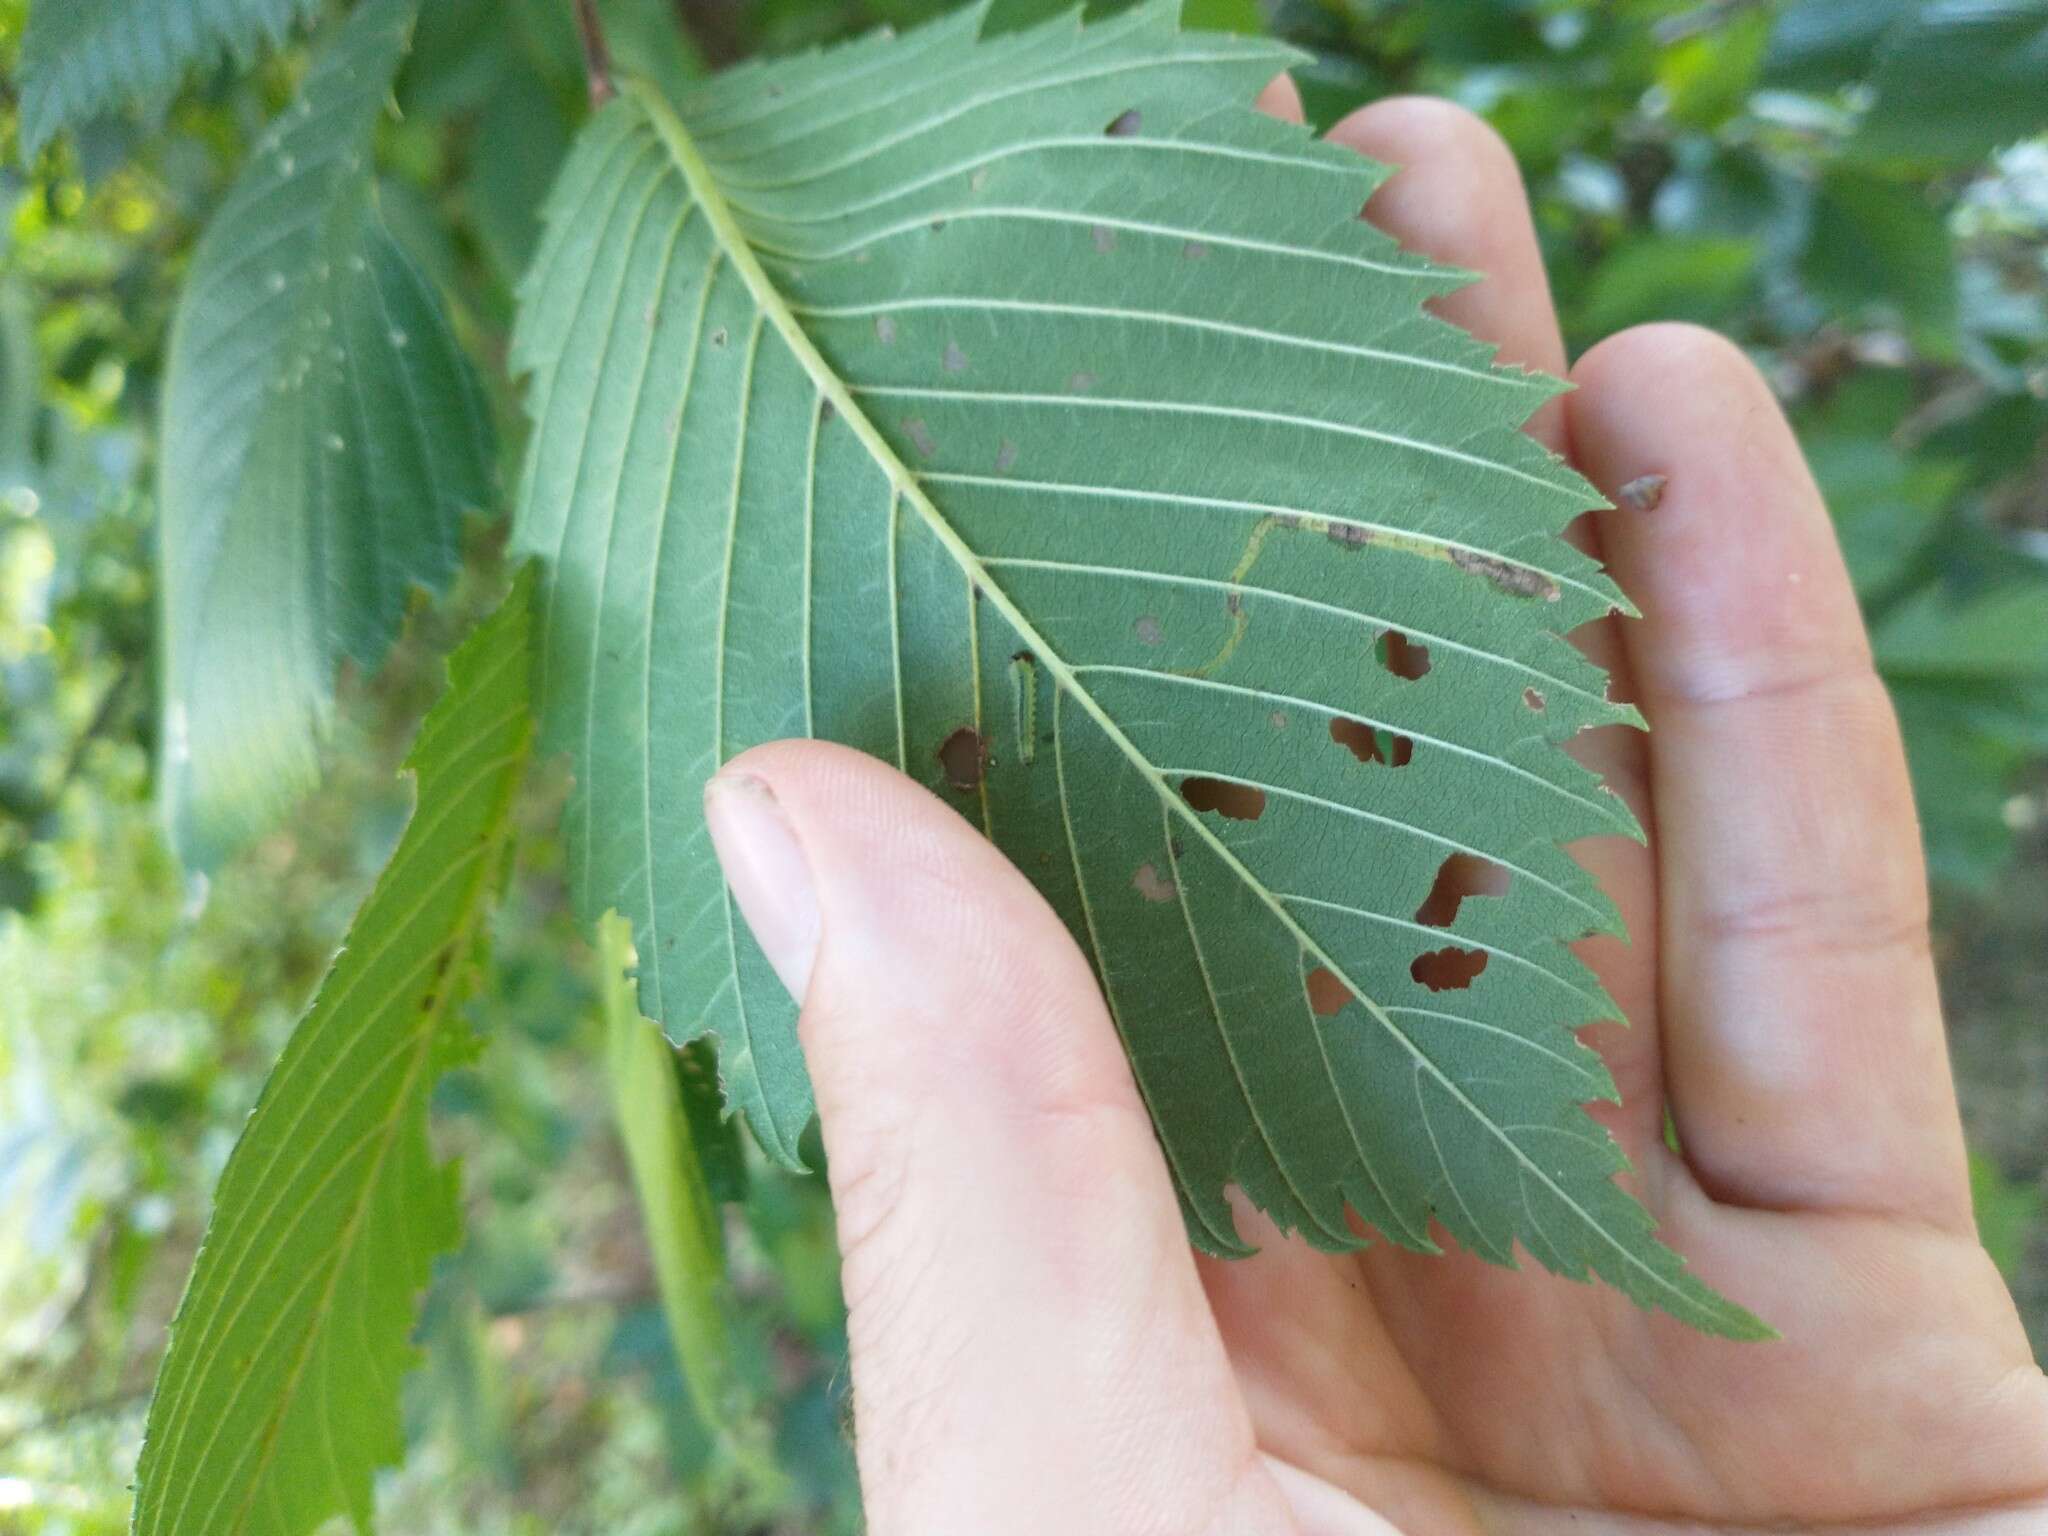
[157,0,494,868]
[1799,166,1958,355]
[131,571,536,1536]
[1565,234,1758,345]
[1763,0,1917,89]
[1875,579,2048,684]
[513,1,1765,1336]
[1971,1152,2043,1281]
[600,912,781,1497]
[17,0,323,159]
[1853,0,2048,166]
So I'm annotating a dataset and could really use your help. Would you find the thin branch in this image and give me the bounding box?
[573,0,616,108]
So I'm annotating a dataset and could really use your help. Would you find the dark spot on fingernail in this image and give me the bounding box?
[1618,473,1667,512]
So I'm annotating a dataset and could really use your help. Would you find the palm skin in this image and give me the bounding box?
[1203,1087,2048,1534]
[702,80,2048,1536]
[1189,86,2048,1536]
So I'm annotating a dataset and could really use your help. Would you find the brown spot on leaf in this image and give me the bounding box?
[938,727,987,793]
[943,341,969,373]
[1105,108,1142,137]
[874,315,897,345]
[1306,966,1354,1017]
[1523,687,1546,712]
[903,417,939,458]
[1092,223,1116,254]
[1414,854,1511,928]
[1182,240,1210,260]
[994,438,1019,473]
[1066,370,1098,393]
[1411,946,1488,992]
[1327,520,1371,549]
[1449,548,1561,602]
[1181,776,1264,821]
[1132,862,1176,902]
[1134,614,1164,645]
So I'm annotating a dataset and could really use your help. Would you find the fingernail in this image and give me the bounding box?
[703,772,819,1002]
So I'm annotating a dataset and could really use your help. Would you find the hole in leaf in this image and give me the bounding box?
[1305,965,1353,1016]
[938,727,987,793]
[1330,717,1414,767]
[1378,630,1431,681]
[1524,687,1546,712]
[1411,946,1488,992]
[1133,614,1164,645]
[1105,108,1142,136]
[1414,854,1510,928]
[1181,776,1264,821]
[1132,862,1176,902]
[943,341,969,373]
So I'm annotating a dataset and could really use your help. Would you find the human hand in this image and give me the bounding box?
[700,82,2048,1536]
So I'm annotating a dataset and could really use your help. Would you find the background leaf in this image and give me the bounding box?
[513,1,1762,1335]
[1854,0,2048,166]
[131,571,534,1536]
[156,0,494,868]
[17,0,321,159]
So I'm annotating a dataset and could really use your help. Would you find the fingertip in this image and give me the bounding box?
[1328,94,1517,184]
[1255,69,1303,123]
[1326,94,1569,435]
[1571,322,1771,420]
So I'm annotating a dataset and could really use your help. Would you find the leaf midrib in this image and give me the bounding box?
[638,83,1760,1335]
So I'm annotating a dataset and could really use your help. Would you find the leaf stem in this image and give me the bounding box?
[598,913,785,1495]
[573,0,616,107]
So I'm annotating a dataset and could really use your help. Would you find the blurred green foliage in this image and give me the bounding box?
[0,0,2043,1527]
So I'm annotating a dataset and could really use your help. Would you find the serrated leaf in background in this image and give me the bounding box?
[131,571,535,1536]
[17,0,323,159]
[1800,166,1960,358]
[512,0,1765,1335]
[1855,0,2048,166]
[156,0,494,868]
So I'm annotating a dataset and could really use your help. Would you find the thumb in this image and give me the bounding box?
[703,741,1293,1536]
